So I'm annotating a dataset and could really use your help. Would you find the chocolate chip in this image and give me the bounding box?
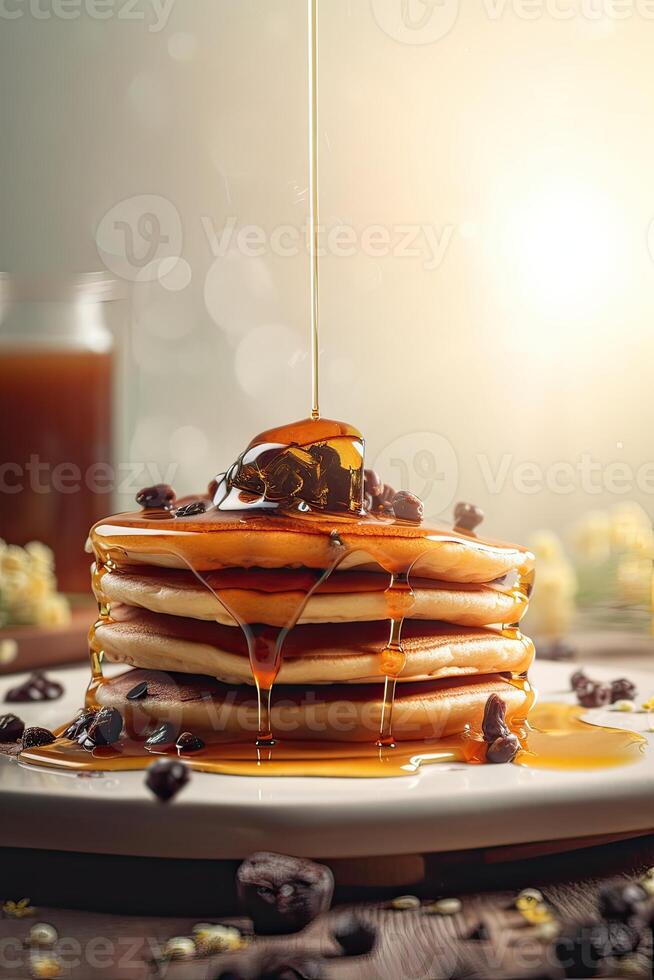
[610,678,637,704]
[82,707,122,748]
[598,880,647,923]
[487,734,520,764]
[0,713,25,743]
[22,726,55,749]
[377,483,396,511]
[145,758,190,803]
[63,708,97,741]
[331,912,376,956]
[126,681,148,701]
[136,483,176,510]
[366,479,396,513]
[577,683,611,708]
[364,469,383,498]
[145,722,177,748]
[175,500,207,518]
[392,491,424,523]
[5,672,64,703]
[237,851,334,935]
[453,501,484,533]
[571,670,589,691]
[588,919,642,958]
[555,919,642,977]
[601,919,643,957]
[482,694,510,744]
[208,478,220,500]
[176,731,205,753]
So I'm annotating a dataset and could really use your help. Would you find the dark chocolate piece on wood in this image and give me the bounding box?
[237,851,334,935]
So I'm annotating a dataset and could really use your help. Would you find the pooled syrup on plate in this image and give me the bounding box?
[20,698,646,778]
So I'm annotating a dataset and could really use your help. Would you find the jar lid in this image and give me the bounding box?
[0,272,122,351]
[0,272,125,303]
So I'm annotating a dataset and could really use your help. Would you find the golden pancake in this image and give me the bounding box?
[96,667,533,742]
[96,606,534,685]
[95,566,527,629]
[90,506,533,585]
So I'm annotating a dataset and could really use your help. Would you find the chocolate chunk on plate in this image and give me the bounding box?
[22,726,55,749]
[63,708,97,740]
[81,707,122,748]
[487,734,520,764]
[482,694,510,744]
[577,683,611,709]
[176,731,205,753]
[610,678,637,703]
[0,713,25,743]
[145,722,178,748]
[145,758,190,803]
[5,671,64,703]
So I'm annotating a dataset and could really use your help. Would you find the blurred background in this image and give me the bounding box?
[0,0,652,653]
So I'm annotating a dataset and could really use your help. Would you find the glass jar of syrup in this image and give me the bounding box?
[0,273,119,593]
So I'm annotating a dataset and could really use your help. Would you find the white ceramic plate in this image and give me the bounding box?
[0,661,652,860]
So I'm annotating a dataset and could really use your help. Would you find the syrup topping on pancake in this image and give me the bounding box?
[212,417,365,515]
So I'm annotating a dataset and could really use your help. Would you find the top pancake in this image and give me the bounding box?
[90,505,533,585]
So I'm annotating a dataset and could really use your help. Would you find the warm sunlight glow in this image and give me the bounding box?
[501,182,625,320]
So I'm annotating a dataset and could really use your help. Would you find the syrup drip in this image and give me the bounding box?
[307,0,320,421]
[175,540,347,746]
[89,554,117,683]
[378,569,415,746]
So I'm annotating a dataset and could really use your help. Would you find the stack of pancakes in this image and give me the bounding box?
[91,508,535,744]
